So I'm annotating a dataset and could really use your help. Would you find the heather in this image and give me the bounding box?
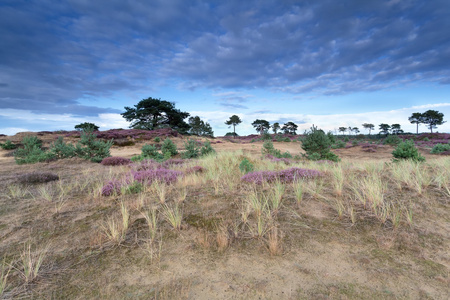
[101,157,132,166]
[17,172,59,184]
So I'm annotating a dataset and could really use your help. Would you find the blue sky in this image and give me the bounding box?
[1,0,449,136]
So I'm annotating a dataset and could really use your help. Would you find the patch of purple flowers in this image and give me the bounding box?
[132,168,183,184]
[101,156,132,166]
[241,167,322,184]
[101,180,123,196]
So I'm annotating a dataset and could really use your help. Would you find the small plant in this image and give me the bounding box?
[19,243,49,284]
[430,143,450,154]
[14,136,53,164]
[301,126,340,162]
[161,138,178,157]
[0,140,17,150]
[392,140,425,162]
[200,141,215,156]
[154,137,161,143]
[121,181,143,195]
[239,158,254,174]
[17,172,59,184]
[74,130,113,163]
[140,144,164,161]
[142,208,158,243]
[182,139,200,158]
[383,135,401,146]
[161,203,183,230]
[49,137,76,159]
[1,257,10,296]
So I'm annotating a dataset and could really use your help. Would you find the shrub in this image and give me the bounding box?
[0,140,17,150]
[182,139,200,159]
[261,132,272,141]
[101,180,123,196]
[17,172,59,184]
[200,141,215,156]
[392,140,425,162]
[161,138,178,157]
[121,181,143,195]
[113,139,135,147]
[383,135,401,146]
[74,131,112,163]
[352,140,359,146]
[101,157,132,166]
[154,137,161,143]
[430,143,450,154]
[301,126,340,162]
[332,140,346,149]
[241,167,322,184]
[141,144,164,161]
[14,136,54,164]
[239,158,254,174]
[49,137,76,159]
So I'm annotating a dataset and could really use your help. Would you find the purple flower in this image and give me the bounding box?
[101,180,122,196]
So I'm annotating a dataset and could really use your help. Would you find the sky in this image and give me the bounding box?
[1,0,449,136]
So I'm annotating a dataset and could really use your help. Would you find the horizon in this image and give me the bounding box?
[1,1,449,136]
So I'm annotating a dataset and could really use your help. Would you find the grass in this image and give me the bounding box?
[1,135,449,299]
[0,258,10,297]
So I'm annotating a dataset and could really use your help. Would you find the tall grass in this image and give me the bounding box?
[19,243,50,284]
[161,203,183,230]
[101,201,130,245]
[0,258,10,296]
[142,207,158,243]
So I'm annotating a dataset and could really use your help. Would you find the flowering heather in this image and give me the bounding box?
[132,168,183,184]
[101,156,132,166]
[185,166,205,174]
[17,172,59,184]
[265,154,291,165]
[101,180,123,196]
[241,167,322,184]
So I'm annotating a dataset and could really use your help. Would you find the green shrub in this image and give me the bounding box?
[49,137,76,159]
[154,137,161,143]
[344,137,349,142]
[392,140,425,162]
[327,132,336,144]
[352,140,358,146]
[261,132,272,141]
[161,138,178,157]
[301,126,340,162]
[14,136,53,164]
[332,140,346,149]
[283,137,291,142]
[239,158,254,174]
[74,131,112,163]
[182,139,200,159]
[430,143,450,154]
[423,137,430,142]
[0,140,17,150]
[140,144,164,161]
[200,141,215,156]
[121,181,143,195]
[383,135,401,145]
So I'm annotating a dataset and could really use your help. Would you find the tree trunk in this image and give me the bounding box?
[233,125,236,138]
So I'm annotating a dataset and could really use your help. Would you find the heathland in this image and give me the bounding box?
[0,129,449,299]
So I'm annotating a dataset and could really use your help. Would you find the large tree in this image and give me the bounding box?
[379,123,391,135]
[225,115,242,138]
[121,97,190,132]
[362,123,375,135]
[251,119,270,135]
[391,124,403,135]
[408,112,424,134]
[188,116,214,137]
[281,122,298,134]
[421,110,445,133]
[338,127,347,135]
[272,122,280,134]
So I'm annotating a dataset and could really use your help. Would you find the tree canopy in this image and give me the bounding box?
[75,122,99,131]
[421,110,445,133]
[225,115,242,138]
[188,116,214,137]
[408,112,424,134]
[281,122,298,134]
[251,119,270,134]
[362,123,374,135]
[272,122,280,134]
[379,123,391,135]
[391,124,403,135]
[121,97,190,133]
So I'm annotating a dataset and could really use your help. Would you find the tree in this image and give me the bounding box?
[188,116,214,137]
[379,123,391,135]
[408,113,424,134]
[272,122,280,134]
[421,110,445,133]
[281,122,298,134]
[75,122,99,131]
[391,124,403,135]
[251,119,270,135]
[301,126,340,162]
[352,127,360,135]
[225,115,242,138]
[338,127,347,135]
[121,97,190,133]
[362,123,375,135]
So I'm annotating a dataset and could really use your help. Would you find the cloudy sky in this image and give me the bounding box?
[1,0,449,136]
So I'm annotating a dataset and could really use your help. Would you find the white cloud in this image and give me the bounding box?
[0,127,30,136]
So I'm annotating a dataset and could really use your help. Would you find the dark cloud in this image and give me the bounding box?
[0,0,449,116]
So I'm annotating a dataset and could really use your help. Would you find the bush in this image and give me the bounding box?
[430,143,450,154]
[301,126,340,162]
[154,137,161,143]
[101,180,122,196]
[121,181,143,195]
[49,137,76,159]
[200,141,215,156]
[141,144,164,161]
[239,158,254,174]
[392,140,425,162]
[161,138,178,157]
[1,140,17,150]
[14,136,54,164]
[17,172,59,184]
[383,135,401,146]
[332,140,346,149]
[74,130,112,163]
[261,132,272,141]
[182,139,200,159]
[101,156,132,166]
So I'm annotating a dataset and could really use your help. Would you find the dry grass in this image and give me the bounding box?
[0,136,449,299]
